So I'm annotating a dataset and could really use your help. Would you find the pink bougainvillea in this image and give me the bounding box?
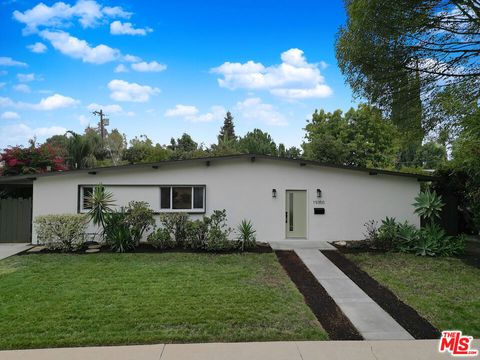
[0,144,68,176]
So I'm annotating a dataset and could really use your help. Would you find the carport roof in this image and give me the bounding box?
[0,153,438,184]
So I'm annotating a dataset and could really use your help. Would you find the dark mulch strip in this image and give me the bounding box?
[275,250,363,340]
[321,250,441,339]
[21,243,273,255]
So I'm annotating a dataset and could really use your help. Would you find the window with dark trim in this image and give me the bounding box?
[80,186,94,212]
[160,186,205,212]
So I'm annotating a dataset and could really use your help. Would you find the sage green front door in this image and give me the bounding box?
[285,190,307,238]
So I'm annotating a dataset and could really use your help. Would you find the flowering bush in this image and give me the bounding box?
[0,144,67,176]
[34,214,88,252]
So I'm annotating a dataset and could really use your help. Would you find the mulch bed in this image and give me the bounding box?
[321,250,441,339]
[22,242,273,255]
[275,250,363,340]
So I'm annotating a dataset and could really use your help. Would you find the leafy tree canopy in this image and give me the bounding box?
[302,104,400,168]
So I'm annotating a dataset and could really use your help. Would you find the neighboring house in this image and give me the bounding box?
[0,154,434,244]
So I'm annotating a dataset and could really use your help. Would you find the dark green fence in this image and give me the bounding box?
[0,198,32,243]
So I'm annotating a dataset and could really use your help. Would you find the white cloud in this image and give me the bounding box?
[110,20,152,36]
[30,93,79,110]
[270,84,333,99]
[0,57,27,67]
[164,104,199,117]
[131,61,167,72]
[0,94,78,110]
[123,54,141,63]
[40,30,120,64]
[27,42,48,53]
[164,104,225,123]
[87,102,123,114]
[0,97,14,107]
[13,84,31,93]
[0,82,5,89]
[1,111,20,120]
[236,97,288,126]
[17,73,36,82]
[108,79,160,102]
[211,48,333,99]
[114,64,128,73]
[189,106,225,123]
[0,123,66,147]
[102,6,132,18]
[12,0,132,34]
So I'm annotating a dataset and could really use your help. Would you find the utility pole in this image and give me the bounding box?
[92,109,109,143]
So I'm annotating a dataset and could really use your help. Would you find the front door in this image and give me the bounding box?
[285,190,307,238]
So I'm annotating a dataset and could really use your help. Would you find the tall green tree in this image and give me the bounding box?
[302,104,400,168]
[218,111,236,142]
[66,131,95,169]
[237,129,278,156]
[336,0,480,146]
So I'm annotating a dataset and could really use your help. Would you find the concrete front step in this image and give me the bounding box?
[295,249,414,341]
[269,240,336,250]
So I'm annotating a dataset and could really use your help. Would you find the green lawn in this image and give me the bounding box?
[345,252,480,337]
[0,252,327,349]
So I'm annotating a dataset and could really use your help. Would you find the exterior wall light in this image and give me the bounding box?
[317,189,322,198]
[272,189,277,198]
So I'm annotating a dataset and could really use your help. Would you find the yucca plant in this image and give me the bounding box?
[237,219,256,251]
[413,190,444,225]
[86,184,115,228]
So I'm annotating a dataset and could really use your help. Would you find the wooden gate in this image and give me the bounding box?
[0,198,32,243]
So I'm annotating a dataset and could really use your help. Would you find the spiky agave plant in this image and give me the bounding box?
[85,184,115,228]
[237,219,257,251]
[413,190,444,225]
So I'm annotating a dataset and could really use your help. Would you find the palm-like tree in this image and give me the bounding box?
[66,131,94,169]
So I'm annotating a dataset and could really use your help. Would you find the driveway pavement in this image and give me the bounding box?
[0,340,469,360]
[0,243,32,260]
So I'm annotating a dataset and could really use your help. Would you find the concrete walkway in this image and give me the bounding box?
[269,240,336,250]
[0,340,465,359]
[295,249,414,340]
[0,243,32,261]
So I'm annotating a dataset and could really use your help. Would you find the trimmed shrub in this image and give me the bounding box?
[148,228,176,249]
[124,201,155,246]
[204,210,234,251]
[159,213,189,247]
[185,218,210,250]
[34,214,88,252]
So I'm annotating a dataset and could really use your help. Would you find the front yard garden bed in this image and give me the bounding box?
[0,252,327,350]
[275,250,362,340]
[337,251,480,338]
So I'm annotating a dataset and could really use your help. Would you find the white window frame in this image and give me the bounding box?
[160,185,205,213]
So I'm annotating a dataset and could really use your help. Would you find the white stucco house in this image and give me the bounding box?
[0,154,434,244]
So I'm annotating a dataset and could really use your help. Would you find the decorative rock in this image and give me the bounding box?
[85,249,100,253]
[335,241,347,247]
[88,244,102,249]
[27,246,45,253]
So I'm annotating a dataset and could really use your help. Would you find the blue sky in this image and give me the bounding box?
[0,0,356,149]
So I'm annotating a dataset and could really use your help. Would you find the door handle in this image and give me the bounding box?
[285,211,288,223]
